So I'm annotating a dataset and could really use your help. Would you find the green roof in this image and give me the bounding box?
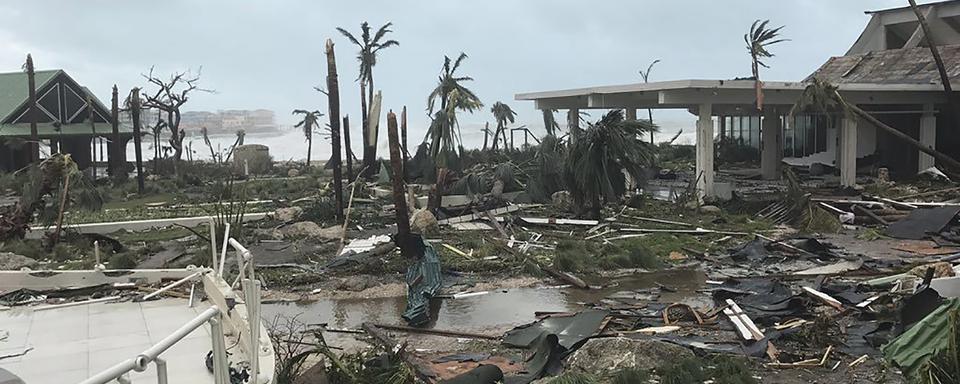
[0,69,62,122]
[0,122,133,138]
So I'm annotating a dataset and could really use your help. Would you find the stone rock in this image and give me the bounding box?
[274,206,304,222]
[551,191,573,208]
[338,275,377,292]
[275,221,342,240]
[410,209,439,235]
[567,337,693,374]
[288,168,300,178]
[0,252,37,270]
[699,205,722,214]
[146,174,160,181]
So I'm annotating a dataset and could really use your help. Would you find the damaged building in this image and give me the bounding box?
[0,69,132,172]
[517,1,960,198]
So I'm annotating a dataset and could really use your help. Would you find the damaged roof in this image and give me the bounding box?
[807,44,960,85]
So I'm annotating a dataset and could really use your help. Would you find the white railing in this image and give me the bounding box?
[79,306,227,384]
[80,230,272,384]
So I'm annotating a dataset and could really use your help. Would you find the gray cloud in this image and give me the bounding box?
[0,0,921,153]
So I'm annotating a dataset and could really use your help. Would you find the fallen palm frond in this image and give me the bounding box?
[919,309,960,384]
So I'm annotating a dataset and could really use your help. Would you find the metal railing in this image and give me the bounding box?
[80,224,270,384]
[79,306,227,384]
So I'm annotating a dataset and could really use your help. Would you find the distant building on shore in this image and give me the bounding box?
[180,109,278,135]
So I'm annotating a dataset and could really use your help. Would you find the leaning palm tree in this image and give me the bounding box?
[639,59,660,143]
[542,109,559,137]
[792,78,960,174]
[337,22,399,174]
[564,110,657,219]
[426,53,482,158]
[490,102,517,150]
[293,110,323,168]
[745,20,787,110]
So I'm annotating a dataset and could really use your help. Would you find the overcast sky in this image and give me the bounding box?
[0,0,933,151]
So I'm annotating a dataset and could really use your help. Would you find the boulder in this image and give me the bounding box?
[700,205,722,214]
[0,252,38,270]
[274,207,304,222]
[275,221,343,241]
[287,168,300,178]
[566,337,693,374]
[551,191,573,208]
[338,275,377,292]
[410,208,439,235]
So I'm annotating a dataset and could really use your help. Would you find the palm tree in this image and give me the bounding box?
[639,59,660,143]
[745,20,787,110]
[542,109,559,137]
[426,53,482,158]
[337,22,399,174]
[293,110,323,168]
[490,102,517,150]
[792,79,960,173]
[564,110,658,219]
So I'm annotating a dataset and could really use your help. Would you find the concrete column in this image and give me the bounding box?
[840,116,858,187]
[760,110,783,180]
[919,104,936,172]
[625,108,637,121]
[696,103,714,199]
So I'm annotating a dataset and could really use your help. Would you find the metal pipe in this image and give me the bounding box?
[79,358,138,384]
[209,218,218,272]
[141,270,205,301]
[155,358,168,384]
[219,223,231,277]
[244,279,261,382]
[34,295,120,311]
[210,316,230,384]
[94,241,100,265]
[134,306,221,371]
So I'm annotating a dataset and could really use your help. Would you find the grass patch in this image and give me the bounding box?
[660,356,756,384]
[553,238,661,273]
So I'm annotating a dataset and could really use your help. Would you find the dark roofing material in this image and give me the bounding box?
[807,45,960,85]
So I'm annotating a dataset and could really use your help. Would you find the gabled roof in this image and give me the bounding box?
[0,69,61,122]
[808,44,960,85]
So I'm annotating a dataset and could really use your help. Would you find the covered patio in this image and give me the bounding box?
[516,79,953,199]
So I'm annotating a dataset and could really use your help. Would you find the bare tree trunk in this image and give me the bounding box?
[26,54,39,163]
[343,115,353,182]
[647,108,655,144]
[51,171,70,245]
[400,106,407,179]
[482,122,489,150]
[367,72,379,168]
[908,0,960,124]
[87,95,97,179]
[305,130,312,169]
[360,82,374,178]
[111,85,121,176]
[492,122,502,150]
[326,39,345,222]
[131,89,145,194]
[386,111,411,244]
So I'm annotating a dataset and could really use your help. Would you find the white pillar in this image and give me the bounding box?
[919,104,936,172]
[840,116,858,187]
[760,110,782,180]
[696,103,714,199]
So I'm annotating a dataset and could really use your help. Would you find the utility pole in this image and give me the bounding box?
[131,88,145,194]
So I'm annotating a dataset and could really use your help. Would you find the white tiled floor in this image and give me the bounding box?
[0,298,216,384]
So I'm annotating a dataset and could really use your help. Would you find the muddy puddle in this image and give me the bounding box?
[262,268,706,350]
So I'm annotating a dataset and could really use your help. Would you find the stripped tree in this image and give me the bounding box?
[745,20,787,111]
[141,67,211,174]
[24,54,39,162]
[638,59,660,143]
[292,110,323,169]
[325,38,345,222]
[337,22,399,177]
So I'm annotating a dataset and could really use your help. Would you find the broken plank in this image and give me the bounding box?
[437,205,521,225]
[801,286,843,310]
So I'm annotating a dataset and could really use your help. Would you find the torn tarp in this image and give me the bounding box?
[502,310,609,350]
[712,279,808,325]
[883,298,960,380]
[402,236,443,326]
[886,206,960,240]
